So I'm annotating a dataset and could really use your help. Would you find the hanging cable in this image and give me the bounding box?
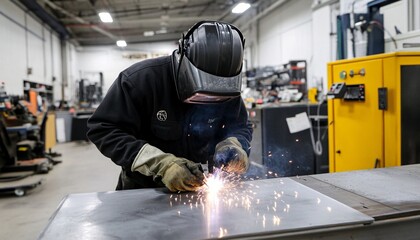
[307,95,326,156]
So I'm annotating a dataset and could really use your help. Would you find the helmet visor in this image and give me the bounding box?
[177,55,242,103]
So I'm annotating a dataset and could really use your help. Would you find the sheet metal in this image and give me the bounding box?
[313,164,420,212]
[39,178,372,240]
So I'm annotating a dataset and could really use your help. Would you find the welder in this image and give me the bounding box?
[87,21,252,192]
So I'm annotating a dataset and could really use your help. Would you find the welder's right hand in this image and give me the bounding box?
[131,144,204,192]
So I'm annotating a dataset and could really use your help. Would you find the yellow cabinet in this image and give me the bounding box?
[327,52,420,172]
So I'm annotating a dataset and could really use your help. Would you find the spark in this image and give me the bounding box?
[203,173,224,194]
[273,215,281,225]
[219,228,227,237]
[198,167,243,195]
[262,215,266,228]
[169,166,309,233]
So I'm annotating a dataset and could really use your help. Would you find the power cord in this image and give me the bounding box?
[307,95,327,156]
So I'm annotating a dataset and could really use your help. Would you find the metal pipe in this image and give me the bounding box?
[39,0,118,40]
[238,0,290,30]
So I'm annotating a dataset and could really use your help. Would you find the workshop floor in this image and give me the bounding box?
[0,141,120,240]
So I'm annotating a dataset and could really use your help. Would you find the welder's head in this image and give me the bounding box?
[173,21,245,104]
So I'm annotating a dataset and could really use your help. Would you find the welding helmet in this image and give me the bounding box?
[173,21,245,104]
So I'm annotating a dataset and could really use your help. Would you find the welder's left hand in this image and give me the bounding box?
[213,137,249,174]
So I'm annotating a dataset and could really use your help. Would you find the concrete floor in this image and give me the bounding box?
[0,141,120,240]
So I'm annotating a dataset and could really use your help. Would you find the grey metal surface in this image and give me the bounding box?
[313,164,420,211]
[39,178,372,240]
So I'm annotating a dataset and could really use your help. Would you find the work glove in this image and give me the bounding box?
[132,144,204,192]
[213,137,249,174]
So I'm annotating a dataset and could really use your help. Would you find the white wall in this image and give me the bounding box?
[75,41,177,93]
[0,1,27,95]
[312,4,333,92]
[26,15,44,83]
[0,0,65,101]
[258,0,313,67]
[257,0,314,89]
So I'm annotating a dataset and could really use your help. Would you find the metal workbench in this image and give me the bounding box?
[39,164,420,239]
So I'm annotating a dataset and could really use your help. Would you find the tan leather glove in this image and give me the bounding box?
[214,137,249,174]
[132,144,204,192]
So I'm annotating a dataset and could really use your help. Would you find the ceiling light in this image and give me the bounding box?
[155,28,167,34]
[98,12,113,23]
[143,31,155,37]
[116,40,127,47]
[232,2,251,14]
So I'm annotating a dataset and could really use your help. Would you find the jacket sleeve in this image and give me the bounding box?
[222,97,253,156]
[87,72,148,169]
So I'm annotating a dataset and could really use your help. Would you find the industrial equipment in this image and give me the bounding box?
[327,52,420,172]
[248,103,328,177]
[77,72,104,108]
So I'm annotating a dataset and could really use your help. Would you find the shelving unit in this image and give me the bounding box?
[283,60,307,98]
[23,80,54,115]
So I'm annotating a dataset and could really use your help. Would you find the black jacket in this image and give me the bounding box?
[87,54,253,189]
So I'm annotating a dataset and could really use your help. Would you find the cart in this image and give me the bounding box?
[0,172,44,196]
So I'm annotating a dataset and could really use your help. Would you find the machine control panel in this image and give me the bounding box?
[343,84,365,101]
[327,82,347,98]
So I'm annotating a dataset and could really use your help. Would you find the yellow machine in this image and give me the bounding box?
[327,52,420,172]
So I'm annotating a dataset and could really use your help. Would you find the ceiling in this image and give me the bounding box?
[21,0,278,46]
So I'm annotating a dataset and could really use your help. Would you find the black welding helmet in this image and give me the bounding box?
[173,21,245,103]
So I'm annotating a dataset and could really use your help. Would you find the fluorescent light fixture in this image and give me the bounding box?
[155,28,167,34]
[116,40,127,47]
[143,31,155,37]
[98,12,113,23]
[232,2,250,14]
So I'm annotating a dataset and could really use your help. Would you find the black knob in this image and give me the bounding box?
[336,150,341,154]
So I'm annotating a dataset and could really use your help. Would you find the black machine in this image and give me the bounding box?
[77,74,103,108]
[248,103,328,178]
